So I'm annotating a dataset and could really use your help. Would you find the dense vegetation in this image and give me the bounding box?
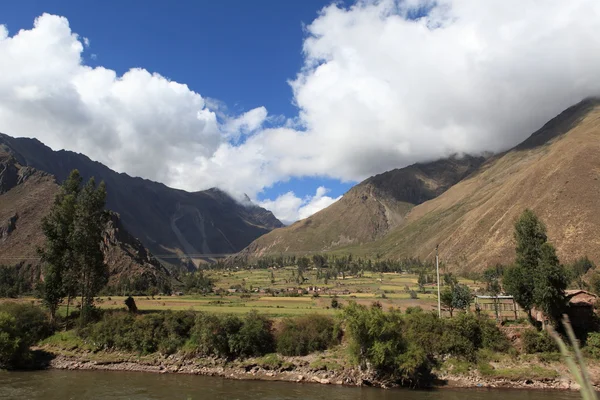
[342,302,508,387]
[0,302,51,368]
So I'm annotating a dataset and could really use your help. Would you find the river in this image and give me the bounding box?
[0,370,583,400]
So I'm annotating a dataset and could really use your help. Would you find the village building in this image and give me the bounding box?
[565,289,597,332]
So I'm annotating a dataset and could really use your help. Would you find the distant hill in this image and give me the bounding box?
[0,152,170,287]
[239,154,485,257]
[240,98,600,272]
[0,134,283,267]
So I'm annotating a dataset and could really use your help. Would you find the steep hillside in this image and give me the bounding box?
[241,155,484,256]
[342,98,600,271]
[0,134,283,266]
[0,153,170,287]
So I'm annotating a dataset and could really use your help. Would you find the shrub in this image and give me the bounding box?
[585,332,600,359]
[0,302,52,344]
[0,303,52,368]
[84,310,196,355]
[343,302,434,387]
[189,313,242,358]
[229,310,274,357]
[276,314,337,356]
[522,329,558,354]
[0,312,20,368]
[85,312,136,351]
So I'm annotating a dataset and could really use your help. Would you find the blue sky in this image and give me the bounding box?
[0,0,355,204]
[0,1,598,223]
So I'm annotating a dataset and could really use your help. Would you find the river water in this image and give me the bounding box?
[0,370,583,400]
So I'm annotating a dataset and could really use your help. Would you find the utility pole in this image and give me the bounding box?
[436,244,441,318]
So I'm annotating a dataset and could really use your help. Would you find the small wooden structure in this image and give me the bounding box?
[565,290,597,332]
[474,295,521,320]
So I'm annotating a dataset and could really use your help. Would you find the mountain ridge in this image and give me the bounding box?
[0,133,283,266]
[239,98,600,271]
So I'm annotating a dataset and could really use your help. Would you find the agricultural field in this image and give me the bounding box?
[104,269,484,317]
[5,269,495,318]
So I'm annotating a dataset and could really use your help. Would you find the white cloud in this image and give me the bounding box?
[1,3,600,223]
[259,186,341,225]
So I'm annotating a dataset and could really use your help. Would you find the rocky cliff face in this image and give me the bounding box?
[0,134,283,266]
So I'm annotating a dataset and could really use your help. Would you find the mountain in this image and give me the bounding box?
[240,98,600,272]
[0,134,283,266]
[355,97,600,271]
[0,151,170,288]
[240,154,485,257]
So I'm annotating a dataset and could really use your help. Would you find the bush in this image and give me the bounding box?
[276,314,338,356]
[343,302,434,387]
[83,310,195,355]
[585,332,600,359]
[0,303,52,368]
[229,311,274,357]
[522,329,559,354]
[0,312,20,368]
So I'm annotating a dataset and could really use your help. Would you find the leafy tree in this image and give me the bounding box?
[570,256,595,289]
[440,287,454,316]
[39,170,82,323]
[72,177,108,324]
[39,170,108,325]
[483,265,503,320]
[452,284,473,313]
[532,243,568,323]
[183,270,214,294]
[441,284,472,317]
[417,271,427,293]
[503,210,568,327]
[514,209,547,270]
[443,272,458,288]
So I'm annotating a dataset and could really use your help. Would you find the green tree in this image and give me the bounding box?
[503,210,568,327]
[441,284,472,317]
[39,170,108,325]
[533,243,568,324]
[514,209,547,270]
[39,170,82,323]
[72,177,108,324]
[483,265,503,320]
[452,284,473,313]
[440,287,455,317]
[570,256,595,290]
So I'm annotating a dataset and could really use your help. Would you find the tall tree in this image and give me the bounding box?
[39,170,82,323]
[503,209,568,327]
[39,170,108,325]
[72,177,108,324]
[533,243,568,324]
[514,209,547,270]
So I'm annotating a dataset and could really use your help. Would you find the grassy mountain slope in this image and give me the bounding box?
[241,155,485,256]
[341,98,600,271]
[0,134,283,265]
[0,152,170,286]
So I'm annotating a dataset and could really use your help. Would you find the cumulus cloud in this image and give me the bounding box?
[1,2,600,223]
[259,186,341,225]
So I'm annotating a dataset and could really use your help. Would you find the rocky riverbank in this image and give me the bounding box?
[39,347,594,392]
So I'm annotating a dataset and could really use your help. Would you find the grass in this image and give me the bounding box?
[6,270,506,318]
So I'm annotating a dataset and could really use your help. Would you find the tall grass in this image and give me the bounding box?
[549,316,597,400]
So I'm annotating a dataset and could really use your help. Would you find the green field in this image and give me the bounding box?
[9,269,492,318]
[98,269,483,317]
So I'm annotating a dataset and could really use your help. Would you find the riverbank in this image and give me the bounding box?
[37,345,596,392]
